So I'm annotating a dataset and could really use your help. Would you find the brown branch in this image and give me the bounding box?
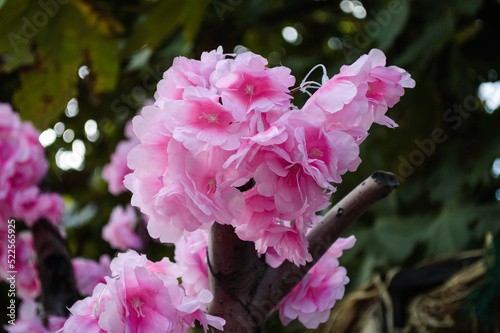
[250,171,398,323]
[208,171,398,332]
[32,219,78,319]
[207,223,267,333]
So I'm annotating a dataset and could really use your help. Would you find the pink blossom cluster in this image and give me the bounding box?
[275,235,356,328]
[0,103,65,226]
[0,103,65,300]
[174,229,209,298]
[125,47,414,266]
[72,254,112,296]
[63,250,224,332]
[3,300,65,333]
[102,120,139,195]
[0,230,41,300]
[173,228,356,329]
[101,205,142,251]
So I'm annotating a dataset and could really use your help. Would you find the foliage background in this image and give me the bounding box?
[1,0,500,331]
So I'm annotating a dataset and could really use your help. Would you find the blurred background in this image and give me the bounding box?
[1,0,500,331]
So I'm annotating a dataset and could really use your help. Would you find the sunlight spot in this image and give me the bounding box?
[85,119,100,142]
[340,0,354,13]
[72,139,86,156]
[327,37,342,50]
[353,5,366,19]
[39,128,56,147]
[282,26,299,44]
[78,65,90,79]
[54,122,65,136]
[478,81,500,114]
[55,148,84,171]
[491,158,500,178]
[63,129,75,143]
[234,45,249,54]
[340,0,366,19]
[66,98,79,118]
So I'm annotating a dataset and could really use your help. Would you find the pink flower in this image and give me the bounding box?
[63,250,225,333]
[275,236,356,329]
[102,205,142,251]
[62,284,108,333]
[11,187,65,227]
[213,51,295,120]
[170,87,249,150]
[72,255,112,296]
[102,139,138,195]
[301,49,415,139]
[155,47,225,107]
[0,103,48,197]
[3,300,66,333]
[228,116,346,219]
[0,231,41,300]
[363,49,415,128]
[0,103,64,227]
[154,147,244,239]
[174,229,210,297]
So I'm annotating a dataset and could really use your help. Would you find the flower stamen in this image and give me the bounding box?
[244,84,255,96]
[199,113,219,124]
[131,297,145,318]
[309,148,324,158]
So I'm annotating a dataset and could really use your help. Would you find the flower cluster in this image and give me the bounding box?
[174,229,355,328]
[275,235,356,328]
[72,255,112,296]
[0,230,41,300]
[3,300,66,333]
[0,103,65,226]
[102,205,142,251]
[63,250,224,332]
[125,47,414,266]
[174,229,209,298]
[0,102,65,300]
[102,120,139,195]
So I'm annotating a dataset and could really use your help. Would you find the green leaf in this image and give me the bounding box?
[425,205,473,257]
[473,204,500,239]
[73,0,124,37]
[371,215,430,263]
[373,0,410,51]
[395,10,455,66]
[123,1,185,54]
[429,164,463,203]
[125,46,153,72]
[455,0,485,16]
[123,0,211,54]
[87,35,120,93]
[0,0,34,72]
[10,2,120,128]
[181,0,211,43]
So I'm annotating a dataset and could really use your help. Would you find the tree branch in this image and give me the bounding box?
[208,171,398,332]
[32,219,78,319]
[207,223,267,333]
[250,171,398,322]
